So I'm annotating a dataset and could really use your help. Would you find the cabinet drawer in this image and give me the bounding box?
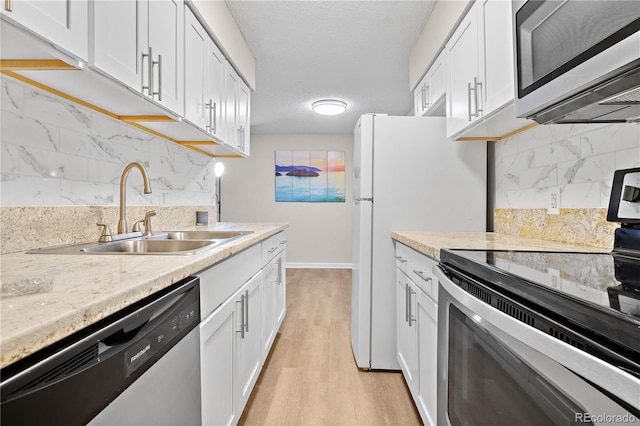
[405,246,438,302]
[395,242,411,274]
[199,243,262,317]
[261,231,287,267]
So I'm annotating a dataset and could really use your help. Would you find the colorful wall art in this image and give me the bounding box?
[275,151,346,202]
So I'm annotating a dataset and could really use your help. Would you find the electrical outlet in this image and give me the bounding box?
[547,187,560,215]
[547,267,560,288]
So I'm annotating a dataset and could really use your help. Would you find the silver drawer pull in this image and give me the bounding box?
[268,247,277,253]
[395,256,407,263]
[413,270,432,282]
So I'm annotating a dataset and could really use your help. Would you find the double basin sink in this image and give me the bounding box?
[28,231,253,255]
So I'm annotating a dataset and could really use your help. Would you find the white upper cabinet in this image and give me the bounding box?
[92,0,184,116]
[445,5,482,138]
[477,0,516,116]
[205,33,225,140]
[224,61,240,148]
[414,50,446,117]
[445,0,531,140]
[91,1,146,94]
[184,7,208,130]
[148,0,183,115]
[237,78,251,155]
[184,5,224,137]
[1,0,88,61]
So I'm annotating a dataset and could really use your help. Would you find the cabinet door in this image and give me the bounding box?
[200,293,238,426]
[224,62,239,148]
[206,38,226,139]
[148,0,184,115]
[446,9,480,138]
[235,271,262,414]
[427,52,446,109]
[261,261,277,362]
[237,78,251,155]
[397,270,418,394]
[478,0,515,116]
[92,0,146,92]
[2,0,88,60]
[184,7,207,130]
[417,290,438,426]
[275,254,286,328]
[414,78,428,116]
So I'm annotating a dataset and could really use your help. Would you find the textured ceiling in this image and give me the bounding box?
[225,0,436,134]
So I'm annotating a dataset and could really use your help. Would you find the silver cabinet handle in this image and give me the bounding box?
[152,53,162,101]
[395,256,407,263]
[236,297,245,339]
[279,240,287,245]
[405,282,410,323]
[425,84,430,109]
[421,83,427,111]
[244,290,249,333]
[5,0,13,12]
[205,99,213,132]
[212,102,217,134]
[408,286,416,327]
[413,270,432,283]
[475,77,483,117]
[141,49,152,96]
[468,81,477,121]
[268,246,277,253]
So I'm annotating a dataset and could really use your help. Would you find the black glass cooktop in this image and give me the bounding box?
[440,249,640,356]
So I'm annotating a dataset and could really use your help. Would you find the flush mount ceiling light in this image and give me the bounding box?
[312,99,347,115]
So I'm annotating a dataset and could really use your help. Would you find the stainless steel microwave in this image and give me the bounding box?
[513,0,640,124]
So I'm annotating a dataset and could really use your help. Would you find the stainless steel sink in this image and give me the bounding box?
[27,230,253,255]
[81,239,217,254]
[156,230,252,240]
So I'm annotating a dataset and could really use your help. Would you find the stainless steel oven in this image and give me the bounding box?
[513,0,640,124]
[435,263,639,426]
[435,167,640,426]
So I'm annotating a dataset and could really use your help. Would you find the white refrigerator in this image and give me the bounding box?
[351,114,487,370]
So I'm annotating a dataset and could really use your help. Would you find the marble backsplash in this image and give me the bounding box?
[1,205,214,254]
[1,75,218,207]
[1,75,220,253]
[493,121,638,247]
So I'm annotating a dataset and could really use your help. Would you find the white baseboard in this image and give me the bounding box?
[286,262,353,269]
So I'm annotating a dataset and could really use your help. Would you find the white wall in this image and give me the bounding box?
[495,123,640,209]
[220,134,353,267]
[1,75,217,207]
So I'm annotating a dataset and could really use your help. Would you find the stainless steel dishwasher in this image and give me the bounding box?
[1,276,201,426]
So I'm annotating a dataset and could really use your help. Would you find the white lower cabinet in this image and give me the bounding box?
[260,233,287,362]
[395,242,438,425]
[416,286,438,426]
[397,270,419,395]
[199,232,287,425]
[200,287,238,426]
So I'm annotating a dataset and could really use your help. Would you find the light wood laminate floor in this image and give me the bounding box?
[239,268,421,426]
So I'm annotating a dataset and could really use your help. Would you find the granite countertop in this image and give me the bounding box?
[391,231,609,260]
[0,222,288,369]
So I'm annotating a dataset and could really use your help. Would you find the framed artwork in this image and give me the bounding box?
[275,151,345,202]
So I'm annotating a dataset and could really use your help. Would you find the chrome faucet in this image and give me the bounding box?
[118,162,152,234]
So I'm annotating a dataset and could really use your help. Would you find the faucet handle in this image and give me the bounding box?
[96,223,113,243]
[143,210,157,236]
[131,220,144,233]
